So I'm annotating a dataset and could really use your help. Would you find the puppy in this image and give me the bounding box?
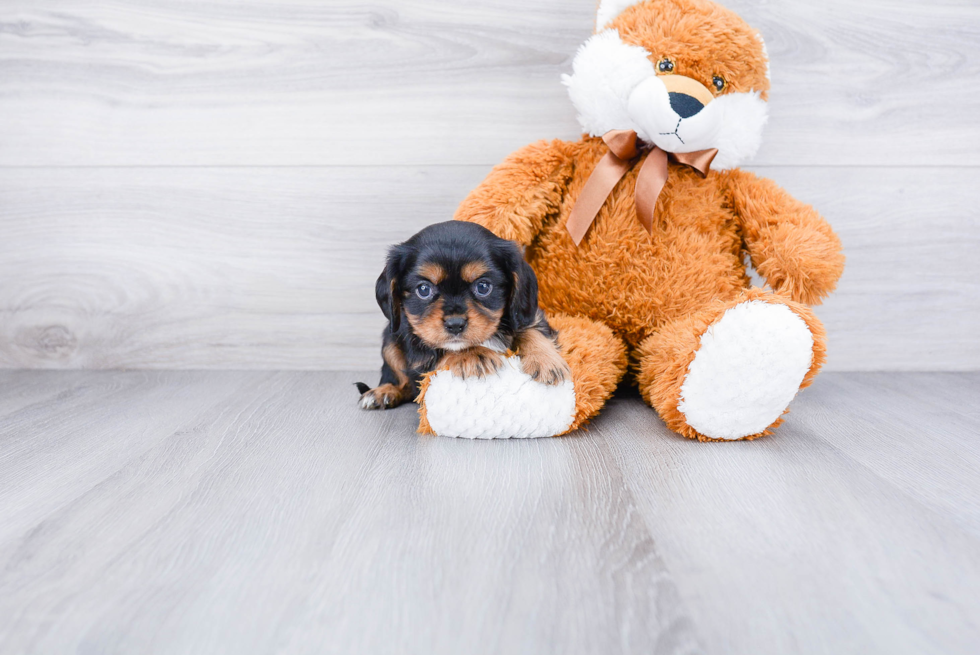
[357,221,570,410]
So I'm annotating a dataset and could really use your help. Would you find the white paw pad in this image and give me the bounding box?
[423,356,576,439]
[678,301,814,440]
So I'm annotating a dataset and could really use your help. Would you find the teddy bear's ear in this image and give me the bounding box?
[595,0,644,31]
[758,32,771,82]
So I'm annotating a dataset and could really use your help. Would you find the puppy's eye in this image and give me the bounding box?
[658,57,674,73]
[416,282,433,300]
[713,75,726,92]
[473,279,492,298]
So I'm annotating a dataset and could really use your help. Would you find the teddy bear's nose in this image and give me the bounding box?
[668,92,705,119]
[658,74,714,119]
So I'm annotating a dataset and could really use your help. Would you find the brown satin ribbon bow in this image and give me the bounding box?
[566,130,718,246]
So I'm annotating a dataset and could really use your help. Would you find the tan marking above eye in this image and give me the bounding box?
[461,261,489,284]
[416,262,446,284]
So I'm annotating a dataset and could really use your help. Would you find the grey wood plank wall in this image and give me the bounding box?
[1,0,978,371]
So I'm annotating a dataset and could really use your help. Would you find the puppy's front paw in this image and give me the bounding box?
[359,384,406,410]
[520,349,571,386]
[440,347,504,379]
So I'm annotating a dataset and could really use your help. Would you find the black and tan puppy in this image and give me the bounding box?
[356,221,570,410]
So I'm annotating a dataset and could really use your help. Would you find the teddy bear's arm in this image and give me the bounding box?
[454,139,575,245]
[727,169,845,305]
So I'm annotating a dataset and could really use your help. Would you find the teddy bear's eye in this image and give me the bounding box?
[657,58,675,73]
[713,75,726,92]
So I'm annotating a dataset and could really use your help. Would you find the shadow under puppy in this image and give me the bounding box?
[357,221,570,410]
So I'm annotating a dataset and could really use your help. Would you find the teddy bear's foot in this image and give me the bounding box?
[416,313,628,438]
[678,300,814,440]
[637,289,826,441]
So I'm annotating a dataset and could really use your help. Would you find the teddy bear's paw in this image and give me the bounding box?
[677,300,814,440]
[422,356,577,439]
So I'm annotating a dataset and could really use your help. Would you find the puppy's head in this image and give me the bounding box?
[376,221,538,351]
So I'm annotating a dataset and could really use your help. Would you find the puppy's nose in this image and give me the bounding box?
[443,316,468,335]
[668,92,705,118]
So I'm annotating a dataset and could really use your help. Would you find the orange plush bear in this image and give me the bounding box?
[452,0,844,441]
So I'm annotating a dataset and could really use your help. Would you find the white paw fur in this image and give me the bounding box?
[678,301,814,440]
[359,389,397,410]
[423,356,576,439]
[359,394,379,410]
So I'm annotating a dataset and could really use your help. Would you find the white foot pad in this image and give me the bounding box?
[678,301,814,440]
[423,356,576,439]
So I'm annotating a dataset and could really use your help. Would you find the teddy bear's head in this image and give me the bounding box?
[563,0,770,170]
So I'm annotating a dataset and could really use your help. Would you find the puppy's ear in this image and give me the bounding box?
[376,244,411,332]
[375,271,400,332]
[497,242,539,332]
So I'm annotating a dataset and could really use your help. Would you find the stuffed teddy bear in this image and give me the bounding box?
[418,0,844,441]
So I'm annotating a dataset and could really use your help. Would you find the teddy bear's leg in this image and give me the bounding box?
[549,314,629,433]
[415,313,626,439]
[636,288,826,442]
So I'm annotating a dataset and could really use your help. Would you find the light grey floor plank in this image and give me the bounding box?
[598,373,980,655]
[0,370,98,419]
[0,371,263,540]
[793,373,980,537]
[1,371,978,654]
[0,371,698,655]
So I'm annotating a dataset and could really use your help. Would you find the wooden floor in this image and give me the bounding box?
[1,371,978,654]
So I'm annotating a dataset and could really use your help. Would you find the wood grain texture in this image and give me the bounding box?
[0,0,976,371]
[0,370,978,654]
[0,370,700,655]
[0,0,977,166]
[598,371,980,655]
[1,165,977,371]
[790,372,980,538]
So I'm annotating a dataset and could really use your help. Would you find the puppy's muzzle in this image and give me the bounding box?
[661,75,714,119]
[443,316,468,336]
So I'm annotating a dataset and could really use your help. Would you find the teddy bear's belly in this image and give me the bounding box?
[527,180,749,350]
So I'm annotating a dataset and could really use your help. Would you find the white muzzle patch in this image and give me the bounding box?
[562,29,769,170]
